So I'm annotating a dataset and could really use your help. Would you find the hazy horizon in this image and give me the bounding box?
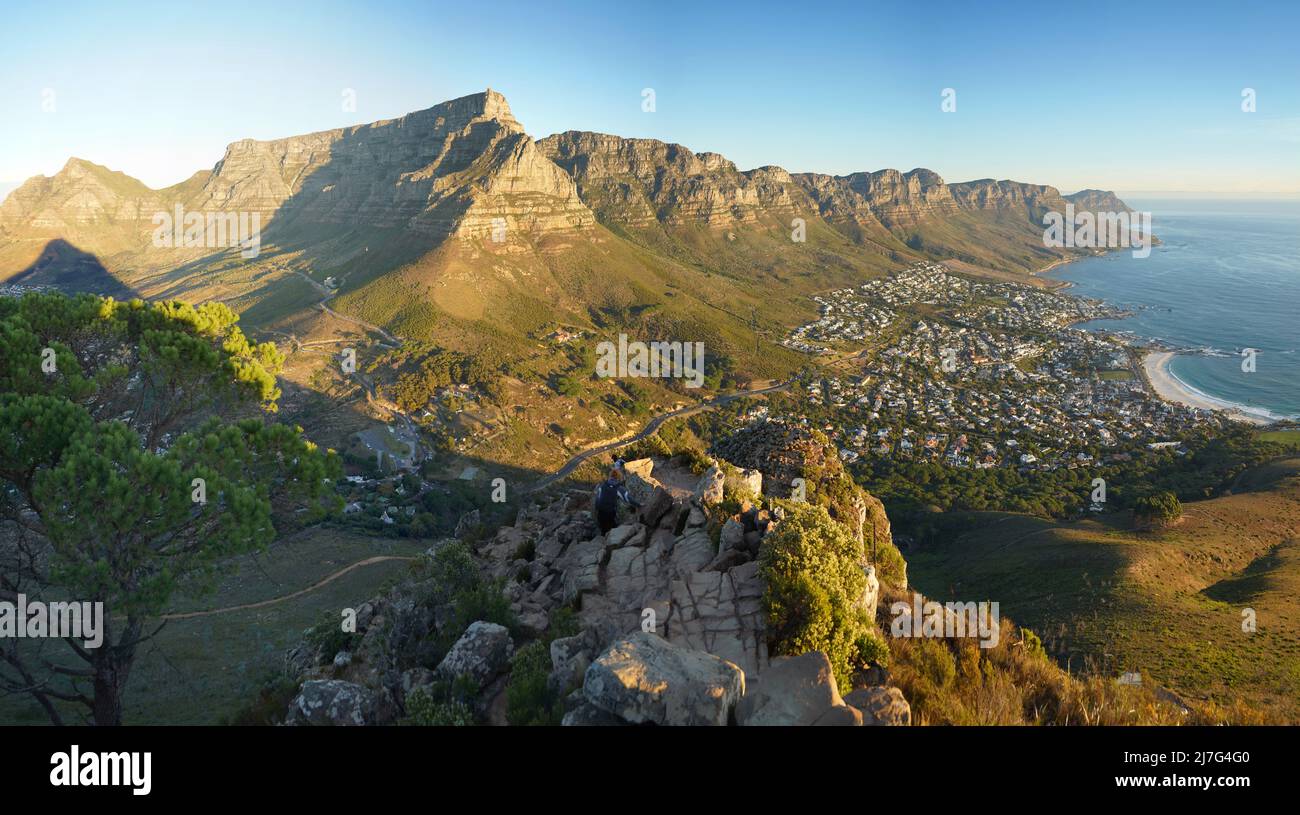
[2,0,1297,196]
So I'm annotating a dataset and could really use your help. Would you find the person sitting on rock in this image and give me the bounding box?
[594,467,641,536]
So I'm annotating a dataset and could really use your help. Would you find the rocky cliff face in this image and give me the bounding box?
[1,88,1139,297]
[1063,188,1133,213]
[538,131,805,227]
[948,178,1068,215]
[0,90,595,279]
[192,90,594,240]
[279,454,913,727]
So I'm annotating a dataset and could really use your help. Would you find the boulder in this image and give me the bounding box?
[561,702,628,726]
[639,487,675,529]
[286,680,377,726]
[400,667,436,700]
[605,523,644,549]
[735,468,763,497]
[718,518,745,552]
[813,704,864,726]
[685,504,708,528]
[284,642,317,678]
[583,632,745,726]
[705,547,749,572]
[671,528,715,574]
[548,633,593,695]
[454,509,481,539]
[843,686,912,726]
[736,651,843,726]
[694,464,725,506]
[435,621,514,691]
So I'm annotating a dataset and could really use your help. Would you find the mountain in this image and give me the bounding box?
[1063,188,1134,213]
[0,89,1138,371]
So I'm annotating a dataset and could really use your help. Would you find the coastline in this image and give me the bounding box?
[1141,351,1273,426]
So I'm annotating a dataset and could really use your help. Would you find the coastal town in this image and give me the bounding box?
[770,262,1234,473]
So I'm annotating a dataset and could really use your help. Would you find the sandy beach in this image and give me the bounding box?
[1142,351,1273,426]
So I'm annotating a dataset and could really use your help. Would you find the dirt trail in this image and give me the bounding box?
[161,556,416,620]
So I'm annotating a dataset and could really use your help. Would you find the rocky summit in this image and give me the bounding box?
[279,451,912,727]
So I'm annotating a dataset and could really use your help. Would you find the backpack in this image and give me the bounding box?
[594,480,620,512]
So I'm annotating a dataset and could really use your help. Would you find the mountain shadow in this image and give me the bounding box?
[10,239,139,299]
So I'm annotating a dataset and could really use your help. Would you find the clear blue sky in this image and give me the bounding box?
[2,0,1297,195]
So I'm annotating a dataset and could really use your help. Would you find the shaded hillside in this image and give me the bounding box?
[904,458,1300,720]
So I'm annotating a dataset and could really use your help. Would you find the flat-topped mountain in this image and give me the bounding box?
[0,89,1138,362]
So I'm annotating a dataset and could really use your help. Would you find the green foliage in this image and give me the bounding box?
[403,686,475,726]
[222,672,302,726]
[758,501,875,687]
[410,541,517,664]
[505,641,564,726]
[373,343,503,411]
[0,290,339,724]
[854,630,891,668]
[859,425,1273,524]
[1019,627,1047,661]
[503,606,583,726]
[304,611,360,664]
[1133,490,1182,528]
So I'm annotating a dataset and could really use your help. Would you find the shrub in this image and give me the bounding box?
[304,611,360,664]
[403,687,474,726]
[1133,490,1182,529]
[758,501,874,687]
[505,641,565,726]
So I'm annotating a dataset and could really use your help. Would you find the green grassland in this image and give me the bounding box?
[0,529,429,725]
[904,458,1300,720]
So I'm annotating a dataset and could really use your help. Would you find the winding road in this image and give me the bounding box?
[527,378,791,493]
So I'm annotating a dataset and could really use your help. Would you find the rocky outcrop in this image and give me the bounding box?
[1,90,596,281]
[843,686,912,726]
[795,168,961,230]
[435,621,514,691]
[538,132,806,228]
[286,680,378,727]
[580,632,745,726]
[736,651,844,726]
[1064,188,1133,213]
[483,471,773,677]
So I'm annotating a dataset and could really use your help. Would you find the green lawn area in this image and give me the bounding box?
[1258,429,1300,450]
[1098,369,1134,381]
[0,527,429,725]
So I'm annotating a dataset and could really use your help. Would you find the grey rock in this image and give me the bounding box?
[286,680,377,726]
[813,704,864,726]
[736,651,843,726]
[694,465,724,506]
[843,686,911,726]
[435,621,514,691]
[719,518,745,552]
[583,632,745,726]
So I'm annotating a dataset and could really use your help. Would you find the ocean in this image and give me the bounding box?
[1047,198,1300,421]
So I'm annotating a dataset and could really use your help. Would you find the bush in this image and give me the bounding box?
[223,673,301,725]
[304,611,360,664]
[503,607,582,726]
[403,687,475,726]
[1133,490,1182,529]
[758,501,874,687]
[505,641,565,726]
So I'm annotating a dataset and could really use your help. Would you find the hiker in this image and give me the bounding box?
[594,467,641,535]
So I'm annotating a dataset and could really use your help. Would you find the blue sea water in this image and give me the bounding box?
[1047,199,1300,421]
